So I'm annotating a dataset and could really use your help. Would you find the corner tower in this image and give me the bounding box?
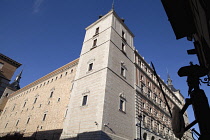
[61,10,136,139]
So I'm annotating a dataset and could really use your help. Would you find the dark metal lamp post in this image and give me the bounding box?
[136,115,142,140]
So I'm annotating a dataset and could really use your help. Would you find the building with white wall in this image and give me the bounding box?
[0,9,192,140]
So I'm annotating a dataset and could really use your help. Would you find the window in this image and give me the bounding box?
[12,105,15,111]
[122,30,125,39]
[93,39,97,47]
[5,123,8,128]
[23,102,26,107]
[148,90,151,98]
[95,27,99,35]
[43,114,47,121]
[143,115,146,124]
[34,98,37,104]
[16,120,19,126]
[151,119,153,129]
[119,99,125,112]
[122,43,126,54]
[26,118,30,124]
[157,123,160,132]
[5,93,9,97]
[143,102,145,108]
[121,67,125,77]
[64,109,68,118]
[149,107,152,113]
[82,95,88,106]
[0,62,4,69]
[88,63,93,71]
[50,91,53,98]
[58,98,60,102]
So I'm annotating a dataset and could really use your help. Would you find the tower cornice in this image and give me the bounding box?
[86,10,135,37]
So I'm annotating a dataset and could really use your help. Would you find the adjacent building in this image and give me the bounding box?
[0,9,192,140]
[0,53,22,98]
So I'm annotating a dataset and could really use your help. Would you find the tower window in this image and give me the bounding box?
[122,43,126,54]
[121,67,125,77]
[95,27,99,35]
[82,95,88,106]
[122,30,125,38]
[119,98,126,112]
[88,63,93,71]
[93,39,97,47]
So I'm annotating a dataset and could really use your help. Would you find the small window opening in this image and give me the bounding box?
[16,120,19,126]
[88,63,93,71]
[93,39,97,47]
[82,95,88,106]
[26,118,30,124]
[43,114,47,121]
[34,98,37,104]
[50,91,53,98]
[95,27,99,35]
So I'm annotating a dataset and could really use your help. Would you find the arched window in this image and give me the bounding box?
[151,136,155,140]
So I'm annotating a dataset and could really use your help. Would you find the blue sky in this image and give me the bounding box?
[1,0,207,137]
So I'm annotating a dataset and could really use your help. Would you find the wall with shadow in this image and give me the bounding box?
[62,130,112,140]
[0,130,113,140]
[0,129,62,140]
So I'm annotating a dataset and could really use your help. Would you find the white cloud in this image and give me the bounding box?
[33,0,44,13]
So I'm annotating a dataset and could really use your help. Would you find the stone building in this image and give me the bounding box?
[0,9,192,140]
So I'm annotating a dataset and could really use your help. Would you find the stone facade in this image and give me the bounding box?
[0,59,78,139]
[0,10,192,140]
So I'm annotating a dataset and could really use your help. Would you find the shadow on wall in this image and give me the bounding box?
[62,131,112,140]
[0,130,112,140]
[0,129,62,140]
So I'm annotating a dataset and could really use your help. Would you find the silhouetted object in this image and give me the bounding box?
[171,105,185,139]
[161,0,210,76]
[178,62,208,95]
[177,62,210,140]
[151,62,172,117]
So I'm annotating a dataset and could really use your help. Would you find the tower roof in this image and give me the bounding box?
[167,74,179,92]
[8,70,22,91]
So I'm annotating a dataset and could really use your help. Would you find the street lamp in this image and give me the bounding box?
[136,115,142,140]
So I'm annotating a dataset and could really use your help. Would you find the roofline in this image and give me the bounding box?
[0,53,22,68]
[9,58,79,97]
